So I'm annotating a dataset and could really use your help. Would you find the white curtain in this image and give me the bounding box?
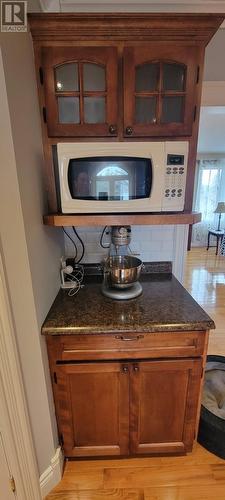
[192,159,225,246]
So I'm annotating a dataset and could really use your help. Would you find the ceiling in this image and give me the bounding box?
[38,0,225,15]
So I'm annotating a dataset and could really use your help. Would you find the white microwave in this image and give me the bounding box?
[55,141,188,213]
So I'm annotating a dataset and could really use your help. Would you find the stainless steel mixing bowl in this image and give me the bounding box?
[106,255,142,288]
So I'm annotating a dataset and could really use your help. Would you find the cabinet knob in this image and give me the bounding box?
[133,364,139,372]
[109,124,117,135]
[125,126,133,135]
[122,365,129,373]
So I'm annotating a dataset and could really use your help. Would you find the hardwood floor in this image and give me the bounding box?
[46,248,225,500]
[184,247,225,356]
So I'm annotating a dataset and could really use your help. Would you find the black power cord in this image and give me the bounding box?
[62,227,85,263]
[72,227,85,263]
[100,226,111,249]
[62,227,78,261]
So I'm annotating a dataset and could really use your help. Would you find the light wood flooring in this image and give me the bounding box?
[46,248,225,500]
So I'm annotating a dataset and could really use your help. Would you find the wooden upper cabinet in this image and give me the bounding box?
[42,44,200,139]
[123,45,200,137]
[29,13,224,142]
[42,46,118,137]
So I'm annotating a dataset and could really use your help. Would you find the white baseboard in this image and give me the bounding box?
[40,446,64,498]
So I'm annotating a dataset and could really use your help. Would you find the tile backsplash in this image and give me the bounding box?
[63,225,188,282]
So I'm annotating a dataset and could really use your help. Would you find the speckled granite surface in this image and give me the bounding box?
[42,271,215,335]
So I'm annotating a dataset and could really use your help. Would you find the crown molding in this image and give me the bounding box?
[28,13,224,44]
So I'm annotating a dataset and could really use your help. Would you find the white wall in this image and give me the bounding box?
[198,30,225,153]
[64,225,188,282]
[0,30,63,477]
[204,29,225,82]
[198,107,225,154]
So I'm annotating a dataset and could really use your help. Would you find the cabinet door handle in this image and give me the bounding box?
[109,124,117,134]
[115,335,144,341]
[125,126,133,135]
[122,365,129,373]
[133,364,139,372]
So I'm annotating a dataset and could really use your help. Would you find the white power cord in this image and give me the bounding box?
[60,258,84,296]
[67,265,84,297]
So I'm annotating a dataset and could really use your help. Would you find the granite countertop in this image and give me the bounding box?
[42,268,215,335]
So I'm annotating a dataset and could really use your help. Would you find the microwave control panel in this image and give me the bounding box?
[162,143,188,211]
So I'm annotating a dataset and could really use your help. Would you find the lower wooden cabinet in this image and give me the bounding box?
[55,362,129,457]
[129,359,202,455]
[53,356,203,457]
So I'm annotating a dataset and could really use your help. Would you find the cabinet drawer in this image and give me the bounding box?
[50,331,206,361]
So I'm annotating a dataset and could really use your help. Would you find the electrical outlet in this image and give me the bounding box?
[60,256,67,269]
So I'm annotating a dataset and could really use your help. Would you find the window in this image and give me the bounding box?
[192,159,225,246]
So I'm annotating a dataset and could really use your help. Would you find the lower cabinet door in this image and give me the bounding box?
[55,362,129,457]
[129,359,202,455]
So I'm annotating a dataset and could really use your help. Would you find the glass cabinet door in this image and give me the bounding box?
[55,62,106,125]
[43,47,118,137]
[135,62,159,125]
[83,63,106,123]
[161,62,186,124]
[124,45,199,137]
[134,61,186,127]
[55,63,80,123]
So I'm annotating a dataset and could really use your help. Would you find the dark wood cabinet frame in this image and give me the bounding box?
[42,46,118,137]
[123,44,200,137]
[28,13,224,218]
[46,329,208,458]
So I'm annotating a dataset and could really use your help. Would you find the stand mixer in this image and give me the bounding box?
[101,226,143,300]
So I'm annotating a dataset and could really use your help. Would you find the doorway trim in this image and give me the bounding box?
[0,250,41,499]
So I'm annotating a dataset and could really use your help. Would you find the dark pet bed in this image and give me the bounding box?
[198,354,225,459]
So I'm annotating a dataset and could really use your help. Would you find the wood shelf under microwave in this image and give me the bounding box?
[43,212,201,227]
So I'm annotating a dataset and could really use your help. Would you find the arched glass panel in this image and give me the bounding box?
[55,63,79,91]
[83,63,106,91]
[135,63,159,92]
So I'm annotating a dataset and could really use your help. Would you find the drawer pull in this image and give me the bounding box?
[115,335,144,341]
[122,365,129,373]
[133,364,139,372]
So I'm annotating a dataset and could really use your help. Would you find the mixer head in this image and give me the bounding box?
[111,226,131,247]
